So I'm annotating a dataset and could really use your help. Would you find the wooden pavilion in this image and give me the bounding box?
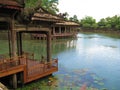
[31,7,80,39]
[0,0,58,89]
[51,21,79,39]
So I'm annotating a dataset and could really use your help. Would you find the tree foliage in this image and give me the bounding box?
[80,15,120,30]
[25,0,59,14]
[41,0,59,14]
[97,15,120,30]
[80,16,97,29]
[16,0,59,24]
[25,0,40,8]
[69,15,79,23]
[59,12,69,20]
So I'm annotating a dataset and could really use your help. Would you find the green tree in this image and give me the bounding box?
[69,15,79,23]
[97,18,106,29]
[92,23,98,29]
[97,15,120,30]
[115,25,120,30]
[25,0,40,8]
[59,12,69,20]
[116,16,120,30]
[41,0,59,14]
[17,0,59,24]
[111,15,120,30]
[25,0,59,14]
[80,16,97,29]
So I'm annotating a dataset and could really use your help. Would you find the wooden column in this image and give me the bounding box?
[46,31,51,62]
[17,32,22,56]
[53,27,55,35]
[70,27,71,34]
[59,26,61,34]
[17,32,24,87]
[71,27,73,32]
[10,17,17,89]
[65,26,67,33]
[8,29,12,57]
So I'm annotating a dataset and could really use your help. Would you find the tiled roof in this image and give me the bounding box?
[0,0,22,10]
[32,13,62,21]
[32,8,63,22]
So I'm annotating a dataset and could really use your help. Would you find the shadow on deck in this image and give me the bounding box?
[0,53,58,84]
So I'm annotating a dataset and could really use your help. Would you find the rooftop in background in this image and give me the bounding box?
[54,21,80,26]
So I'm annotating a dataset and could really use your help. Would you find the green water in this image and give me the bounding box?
[0,32,120,90]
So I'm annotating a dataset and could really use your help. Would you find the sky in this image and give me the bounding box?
[58,0,120,21]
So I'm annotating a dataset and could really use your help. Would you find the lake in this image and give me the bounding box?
[52,33,120,90]
[0,32,120,90]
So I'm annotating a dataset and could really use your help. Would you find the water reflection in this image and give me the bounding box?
[53,33,120,90]
[22,39,77,60]
[52,39,77,57]
[0,40,9,54]
[1,32,120,90]
[0,33,118,90]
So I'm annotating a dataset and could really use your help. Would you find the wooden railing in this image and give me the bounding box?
[27,59,58,77]
[0,55,27,72]
[0,53,58,73]
[0,53,58,83]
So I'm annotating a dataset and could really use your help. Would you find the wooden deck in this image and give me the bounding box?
[0,54,58,84]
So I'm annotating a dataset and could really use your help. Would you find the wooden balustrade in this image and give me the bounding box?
[0,56,27,72]
[0,53,58,84]
[27,59,58,78]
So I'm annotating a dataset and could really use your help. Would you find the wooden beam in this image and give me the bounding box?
[0,65,24,78]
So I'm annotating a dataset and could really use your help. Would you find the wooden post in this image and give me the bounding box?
[52,27,55,35]
[8,30,12,58]
[70,27,72,33]
[17,32,24,86]
[59,26,61,34]
[65,26,67,34]
[46,31,51,62]
[17,32,20,56]
[52,27,56,40]
[10,17,17,89]
[17,32,22,56]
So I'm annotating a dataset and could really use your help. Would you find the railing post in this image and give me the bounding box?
[22,54,28,83]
